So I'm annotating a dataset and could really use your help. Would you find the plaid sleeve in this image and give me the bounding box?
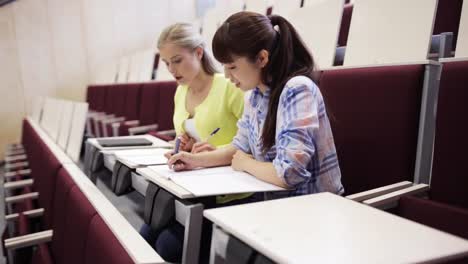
[232,92,252,154]
[273,79,319,187]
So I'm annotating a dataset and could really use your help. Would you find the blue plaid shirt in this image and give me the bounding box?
[232,76,344,199]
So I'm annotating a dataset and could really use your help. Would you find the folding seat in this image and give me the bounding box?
[119,81,177,137]
[319,64,425,195]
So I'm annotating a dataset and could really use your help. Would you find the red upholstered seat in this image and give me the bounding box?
[428,60,468,209]
[84,215,134,264]
[320,64,425,195]
[59,187,97,264]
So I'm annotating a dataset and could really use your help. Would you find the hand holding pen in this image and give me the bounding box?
[191,127,220,153]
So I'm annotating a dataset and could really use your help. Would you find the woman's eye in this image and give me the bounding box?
[228,66,236,70]
[173,59,182,64]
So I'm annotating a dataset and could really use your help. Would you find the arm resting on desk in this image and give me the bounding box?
[346,181,414,202]
[4,230,53,251]
[363,184,429,209]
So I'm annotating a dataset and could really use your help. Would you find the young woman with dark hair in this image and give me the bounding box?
[167,11,343,199]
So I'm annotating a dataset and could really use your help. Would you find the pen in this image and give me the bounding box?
[205,127,220,142]
[174,137,181,154]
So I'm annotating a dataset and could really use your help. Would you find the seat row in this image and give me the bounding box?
[2,118,163,264]
[86,81,177,139]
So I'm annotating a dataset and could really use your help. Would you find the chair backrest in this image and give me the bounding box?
[138,82,161,126]
[57,101,74,149]
[202,7,222,56]
[344,0,437,66]
[66,102,89,162]
[433,0,464,51]
[156,81,177,131]
[271,0,302,17]
[455,0,468,57]
[320,64,425,194]
[128,53,142,82]
[31,136,62,228]
[155,58,174,81]
[123,83,142,120]
[94,85,107,112]
[84,215,134,264]
[30,96,44,123]
[338,3,353,47]
[117,56,130,83]
[430,60,468,209]
[50,168,77,263]
[102,85,116,114]
[245,0,269,14]
[112,84,128,117]
[60,187,98,264]
[285,0,344,68]
[139,49,156,82]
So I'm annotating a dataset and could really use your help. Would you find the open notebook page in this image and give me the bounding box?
[146,165,285,196]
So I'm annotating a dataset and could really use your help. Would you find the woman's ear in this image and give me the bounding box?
[256,49,269,68]
[195,46,204,60]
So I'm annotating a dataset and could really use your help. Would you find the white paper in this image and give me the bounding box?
[116,148,168,167]
[146,165,285,196]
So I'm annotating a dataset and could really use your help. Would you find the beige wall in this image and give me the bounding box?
[0,6,25,160]
[0,0,197,159]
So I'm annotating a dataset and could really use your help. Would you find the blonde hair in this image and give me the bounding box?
[158,23,218,75]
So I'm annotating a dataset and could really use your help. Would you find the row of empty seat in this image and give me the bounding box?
[3,117,164,264]
[86,81,177,139]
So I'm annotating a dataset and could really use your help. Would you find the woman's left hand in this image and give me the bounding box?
[191,142,216,153]
[231,150,253,172]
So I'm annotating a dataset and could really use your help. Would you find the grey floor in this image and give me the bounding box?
[91,167,146,231]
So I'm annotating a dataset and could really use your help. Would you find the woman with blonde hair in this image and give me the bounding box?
[140,22,253,263]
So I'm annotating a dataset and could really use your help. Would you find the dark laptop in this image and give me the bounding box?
[96,138,153,147]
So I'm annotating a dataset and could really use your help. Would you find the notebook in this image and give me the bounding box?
[146,165,285,196]
[96,138,153,147]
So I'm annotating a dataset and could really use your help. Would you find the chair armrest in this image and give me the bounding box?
[346,181,413,202]
[4,179,34,190]
[129,124,159,135]
[5,192,39,204]
[101,116,126,137]
[5,154,27,163]
[4,169,31,178]
[123,120,140,126]
[112,122,121,137]
[5,161,29,170]
[6,150,26,157]
[102,116,125,125]
[4,230,53,250]
[157,129,176,136]
[363,184,430,209]
[5,208,45,222]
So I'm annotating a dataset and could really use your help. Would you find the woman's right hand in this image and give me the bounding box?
[167,151,201,171]
[179,133,196,152]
